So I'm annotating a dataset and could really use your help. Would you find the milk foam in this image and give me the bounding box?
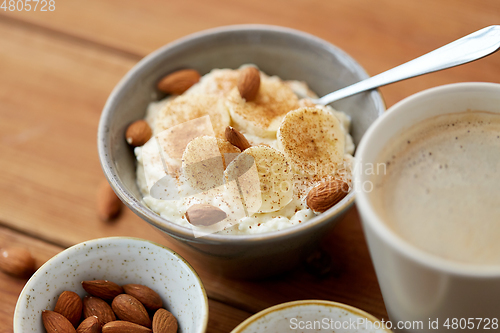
[371,111,500,266]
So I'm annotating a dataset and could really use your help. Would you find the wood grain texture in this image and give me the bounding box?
[0,226,63,331]
[3,0,500,107]
[0,18,163,246]
[0,226,251,333]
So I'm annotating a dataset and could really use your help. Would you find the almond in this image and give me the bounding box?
[122,284,163,311]
[83,295,116,327]
[157,69,201,95]
[126,120,152,147]
[42,310,77,333]
[76,316,100,333]
[185,204,227,227]
[102,321,152,333]
[82,280,123,301]
[306,179,350,213]
[111,294,151,328]
[96,181,122,222]
[237,67,260,101]
[225,126,251,151]
[0,246,35,278]
[152,308,178,333]
[54,291,83,327]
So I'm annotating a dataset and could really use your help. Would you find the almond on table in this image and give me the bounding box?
[0,246,35,278]
[96,180,122,222]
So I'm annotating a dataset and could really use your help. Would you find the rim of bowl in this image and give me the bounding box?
[98,24,385,243]
[355,82,500,277]
[231,299,392,333]
[13,236,209,333]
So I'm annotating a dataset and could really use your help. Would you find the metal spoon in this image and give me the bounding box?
[313,25,500,105]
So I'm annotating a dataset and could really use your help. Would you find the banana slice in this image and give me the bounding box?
[155,115,215,175]
[154,94,230,138]
[277,107,345,179]
[226,75,300,138]
[225,145,293,213]
[181,136,241,192]
[185,68,240,97]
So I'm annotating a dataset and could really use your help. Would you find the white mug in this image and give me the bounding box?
[354,82,500,332]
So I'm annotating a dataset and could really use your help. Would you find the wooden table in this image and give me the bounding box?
[1,1,499,332]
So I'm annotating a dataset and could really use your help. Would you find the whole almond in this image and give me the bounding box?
[42,310,77,333]
[82,280,123,301]
[83,295,116,327]
[0,246,35,278]
[96,181,122,222]
[54,291,83,327]
[122,284,163,311]
[157,69,201,95]
[126,120,152,147]
[237,67,260,101]
[185,204,227,227]
[112,294,151,328]
[76,316,100,333]
[225,126,251,151]
[152,308,178,333]
[102,321,152,333]
[306,179,350,213]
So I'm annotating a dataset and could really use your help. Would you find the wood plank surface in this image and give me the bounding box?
[0,0,499,332]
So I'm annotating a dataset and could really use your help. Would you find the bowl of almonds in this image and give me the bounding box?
[98,25,385,277]
[13,237,208,333]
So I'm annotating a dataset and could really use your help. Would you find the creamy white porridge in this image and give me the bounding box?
[134,66,354,235]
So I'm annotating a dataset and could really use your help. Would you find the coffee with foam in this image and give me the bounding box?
[370,111,500,266]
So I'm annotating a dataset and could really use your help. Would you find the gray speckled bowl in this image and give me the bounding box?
[231,300,392,333]
[13,237,208,333]
[98,25,385,278]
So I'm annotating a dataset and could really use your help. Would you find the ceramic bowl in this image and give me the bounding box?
[98,24,385,277]
[355,82,500,329]
[231,300,392,332]
[13,237,208,333]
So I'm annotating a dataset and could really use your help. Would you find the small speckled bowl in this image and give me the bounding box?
[13,237,208,333]
[231,300,392,333]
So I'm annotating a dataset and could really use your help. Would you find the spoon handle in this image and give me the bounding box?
[318,25,500,105]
